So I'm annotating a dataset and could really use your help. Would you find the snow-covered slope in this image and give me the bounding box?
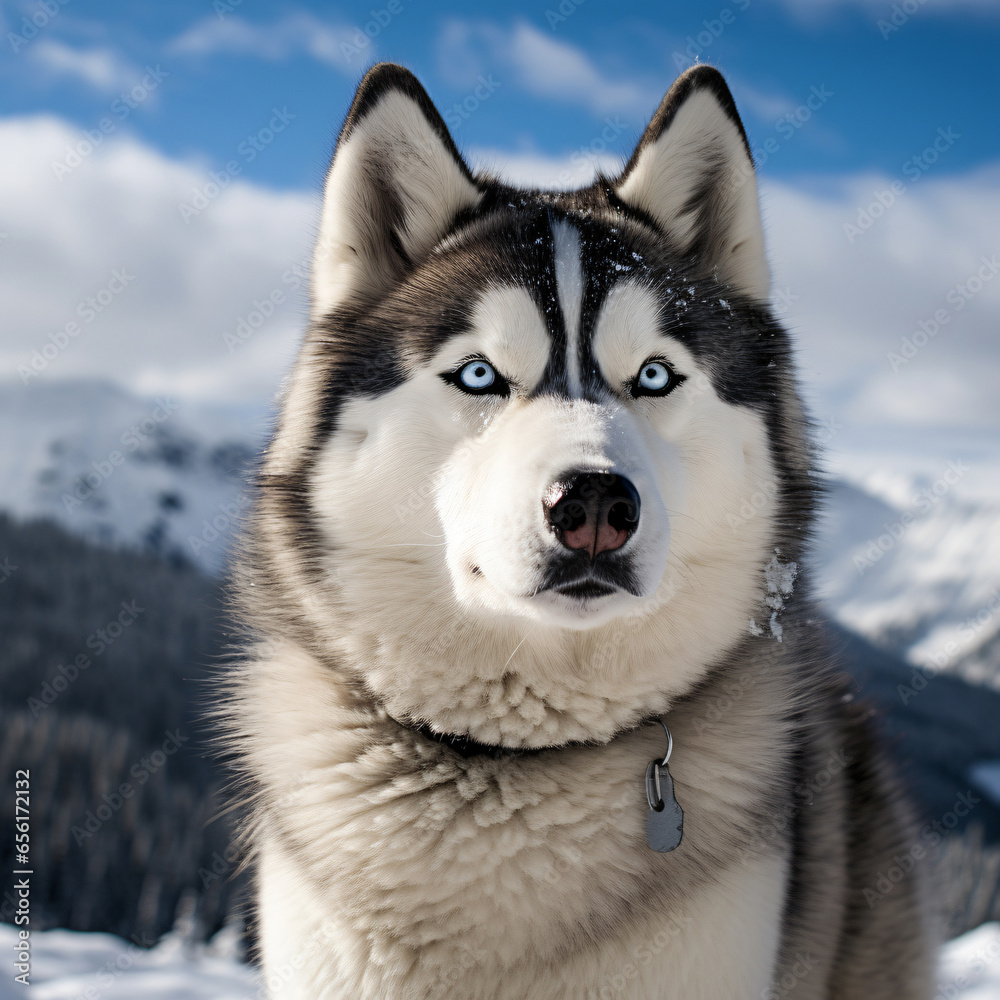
[0,380,270,574]
[0,924,257,999]
[813,473,1000,685]
[1,922,997,999]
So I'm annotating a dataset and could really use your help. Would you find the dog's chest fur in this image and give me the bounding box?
[243,638,798,999]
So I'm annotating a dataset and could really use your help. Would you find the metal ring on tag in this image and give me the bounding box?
[655,719,673,766]
[645,761,664,811]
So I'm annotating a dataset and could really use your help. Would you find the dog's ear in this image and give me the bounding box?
[613,66,769,300]
[312,63,481,318]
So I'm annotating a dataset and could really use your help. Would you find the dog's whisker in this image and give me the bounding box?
[503,628,535,672]
[381,542,446,548]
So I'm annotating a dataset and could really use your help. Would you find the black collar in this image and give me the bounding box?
[395,717,635,759]
[408,721,544,759]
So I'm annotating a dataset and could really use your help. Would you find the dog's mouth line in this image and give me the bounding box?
[530,559,645,599]
[530,573,621,599]
[551,580,617,600]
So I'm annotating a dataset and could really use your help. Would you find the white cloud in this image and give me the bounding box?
[2,111,998,466]
[0,115,316,403]
[438,19,661,120]
[167,12,363,72]
[29,39,139,93]
[760,164,1000,431]
[468,146,626,190]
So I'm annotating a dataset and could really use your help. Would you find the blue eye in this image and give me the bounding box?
[443,359,510,396]
[634,361,675,395]
[459,360,496,390]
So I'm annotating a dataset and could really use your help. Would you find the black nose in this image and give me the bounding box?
[543,472,640,557]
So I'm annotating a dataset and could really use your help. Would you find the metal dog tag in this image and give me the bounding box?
[645,722,683,853]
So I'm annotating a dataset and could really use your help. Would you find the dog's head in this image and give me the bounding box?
[245,64,814,746]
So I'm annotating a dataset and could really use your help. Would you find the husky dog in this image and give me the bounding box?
[227,64,936,998]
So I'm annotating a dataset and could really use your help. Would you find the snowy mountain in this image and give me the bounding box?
[813,475,1000,687]
[0,380,270,574]
[2,378,998,682]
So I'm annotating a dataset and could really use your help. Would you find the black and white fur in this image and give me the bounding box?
[226,64,937,998]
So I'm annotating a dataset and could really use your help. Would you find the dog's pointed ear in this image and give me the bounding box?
[613,66,770,300]
[312,64,482,318]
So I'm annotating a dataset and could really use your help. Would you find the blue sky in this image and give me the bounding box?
[4,0,999,188]
[2,0,1000,496]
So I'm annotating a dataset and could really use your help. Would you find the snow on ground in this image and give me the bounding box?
[812,423,1000,685]
[0,379,270,574]
[937,923,1000,999]
[1,922,998,998]
[0,924,260,999]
